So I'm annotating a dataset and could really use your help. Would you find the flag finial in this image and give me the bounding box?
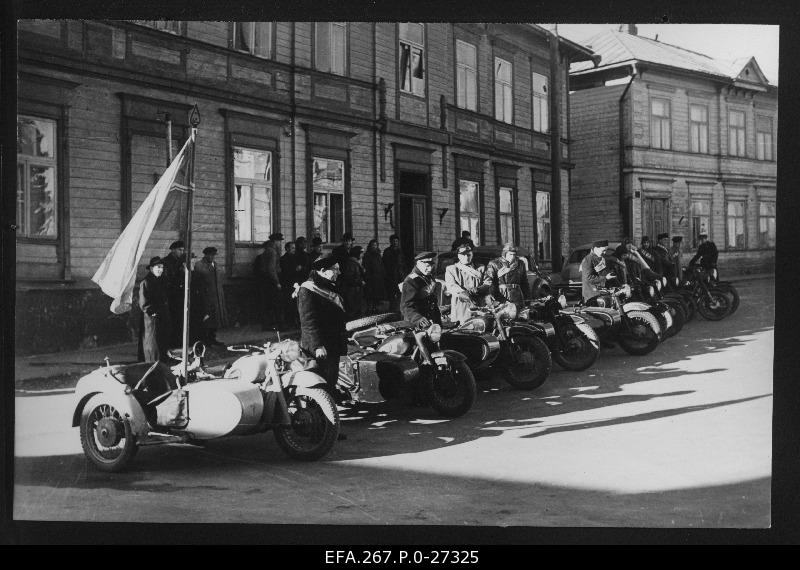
[189,104,201,127]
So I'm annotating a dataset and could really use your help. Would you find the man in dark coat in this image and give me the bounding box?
[280,241,301,327]
[297,255,348,408]
[162,240,186,347]
[193,246,228,346]
[339,245,365,320]
[308,236,324,265]
[580,240,617,304]
[383,234,407,312]
[253,232,284,330]
[670,236,684,281]
[138,256,172,362]
[688,233,719,270]
[332,232,354,260]
[654,232,676,279]
[294,236,311,282]
[483,243,530,309]
[638,236,662,276]
[400,251,442,328]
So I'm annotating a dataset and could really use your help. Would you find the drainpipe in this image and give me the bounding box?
[619,63,637,238]
[290,23,297,238]
[548,30,563,271]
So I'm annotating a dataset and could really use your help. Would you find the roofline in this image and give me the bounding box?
[523,24,600,64]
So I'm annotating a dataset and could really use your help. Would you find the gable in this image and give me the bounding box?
[733,57,769,91]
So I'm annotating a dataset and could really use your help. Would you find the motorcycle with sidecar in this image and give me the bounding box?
[72,340,340,472]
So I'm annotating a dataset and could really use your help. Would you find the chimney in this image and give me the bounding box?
[627,24,638,36]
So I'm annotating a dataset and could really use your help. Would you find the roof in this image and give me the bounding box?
[570,29,773,89]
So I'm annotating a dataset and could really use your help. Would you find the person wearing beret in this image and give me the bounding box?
[482,243,530,310]
[138,256,172,362]
[445,244,491,325]
[688,233,719,271]
[163,240,186,347]
[339,245,366,320]
[297,255,348,407]
[580,240,618,303]
[400,251,442,329]
[193,246,228,346]
[253,232,285,330]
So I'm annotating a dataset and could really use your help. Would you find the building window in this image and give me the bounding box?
[400,23,425,96]
[757,115,773,161]
[312,158,345,243]
[234,22,272,58]
[689,104,708,153]
[690,199,710,248]
[726,200,746,249]
[728,110,746,157]
[233,147,272,244]
[137,21,182,35]
[532,72,549,133]
[536,190,551,261]
[17,115,58,239]
[458,180,480,244]
[498,187,515,245]
[650,98,671,149]
[494,57,513,124]
[315,22,347,76]
[456,40,477,111]
[758,201,775,248]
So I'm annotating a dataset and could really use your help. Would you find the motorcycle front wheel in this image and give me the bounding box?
[552,324,599,371]
[716,282,740,315]
[618,312,660,356]
[79,395,138,472]
[422,355,477,418]
[274,389,339,461]
[662,300,686,338]
[697,289,731,321]
[499,334,552,390]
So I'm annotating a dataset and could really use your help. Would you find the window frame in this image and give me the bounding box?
[232,22,273,59]
[17,114,59,241]
[756,115,773,161]
[725,199,747,250]
[311,156,347,245]
[494,56,513,124]
[650,97,672,150]
[689,103,709,154]
[399,22,426,97]
[136,20,184,35]
[531,71,549,134]
[232,146,274,245]
[315,22,348,76]
[455,39,477,111]
[458,179,481,246]
[535,190,552,261]
[690,198,711,249]
[758,200,776,248]
[728,110,747,157]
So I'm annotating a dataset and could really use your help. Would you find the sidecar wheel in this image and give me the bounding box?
[499,335,552,390]
[79,395,138,473]
[552,325,599,372]
[274,388,339,461]
[618,312,660,356]
[423,356,477,418]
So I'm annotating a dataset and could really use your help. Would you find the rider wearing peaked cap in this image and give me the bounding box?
[400,251,441,328]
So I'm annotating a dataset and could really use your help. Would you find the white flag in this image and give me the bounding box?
[92,134,194,314]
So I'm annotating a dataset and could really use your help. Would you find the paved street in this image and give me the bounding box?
[13,278,773,529]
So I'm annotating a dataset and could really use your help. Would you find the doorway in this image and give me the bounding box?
[642,197,670,241]
[397,171,430,257]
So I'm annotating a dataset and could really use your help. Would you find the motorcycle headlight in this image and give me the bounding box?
[518,308,530,320]
[711,268,719,280]
[558,294,567,309]
[281,340,301,362]
[460,319,487,333]
[661,277,667,288]
[655,280,662,292]
[674,277,680,288]
[497,302,518,321]
[427,324,442,342]
[647,285,655,298]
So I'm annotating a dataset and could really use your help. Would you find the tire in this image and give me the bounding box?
[499,334,552,390]
[79,395,138,473]
[552,323,599,372]
[697,289,731,321]
[422,355,477,418]
[681,293,697,322]
[345,312,400,332]
[661,301,686,338]
[618,311,660,356]
[274,388,339,461]
[716,282,740,315]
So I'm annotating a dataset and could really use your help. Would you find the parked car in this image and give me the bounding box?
[434,245,551,308]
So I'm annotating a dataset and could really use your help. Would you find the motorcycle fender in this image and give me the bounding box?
[73,390,149,439]
[224,353,268,383]
[290,371,337,426]
[439,349,468,364]
[576,322,601,347]
[508,323,548,339]
[622,301,651,313]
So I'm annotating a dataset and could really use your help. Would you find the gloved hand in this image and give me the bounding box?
[315,347,328,359]
[416,317,432,329]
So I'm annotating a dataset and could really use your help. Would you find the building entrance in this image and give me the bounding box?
[397,171,430,258]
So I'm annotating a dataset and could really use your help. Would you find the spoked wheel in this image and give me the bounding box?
[499,334,552,390]
[716,282,740,315]
[79,395,138,472]
[697,289,731,321]
[552,323,599,371]
[422,354,477,418]
[662,301,686,338]
[618,311,660,356]
[274,389,339,461]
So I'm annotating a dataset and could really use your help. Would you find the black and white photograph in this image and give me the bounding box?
[3,5,796,548]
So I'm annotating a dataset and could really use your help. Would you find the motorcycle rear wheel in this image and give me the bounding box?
[274,389,339,461]
[662,300,686,338]
[618,312,660,356]
[422,355,477,418]
[716,282,740,315]
[79,395,138,473]
[499,334,552,390]
[697,289,731,321]
[552,324,599,372]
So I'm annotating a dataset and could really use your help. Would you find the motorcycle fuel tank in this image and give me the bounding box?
[183,379,264,439]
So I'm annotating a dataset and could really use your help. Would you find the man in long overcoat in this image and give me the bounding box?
[483,243,530,309]
[339,245,365,320]
[193,246,228,346]
[162,240,185,347]
[445,244,490,325]
[138,256,172,362]
[253,232,284,330]
[383,234,407,312]
[400,251,442,328]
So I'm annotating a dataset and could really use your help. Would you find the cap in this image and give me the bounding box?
[389,234,399,241]
[350,245,364,258]
[501,243,519,254]
[657,233,670,240]
[147,256,164,269]
[461,230,471,237]
[269,232,284,241]
[202,246,217,255]
[456,244,473,254]
[698,233,708,240]
[311,237,323,246]
[169,240,185,250]
[295,236,307,244]
[592,239,609,248]
[672,236,683,243]
[641,236,650,243]
[414,251,437,262]
[311,254,340,271]
[342,232,354,241]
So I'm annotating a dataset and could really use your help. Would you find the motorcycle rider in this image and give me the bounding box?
[444,244,491,325]
[483,243,530,310]
[638,236,661,276]
[688,233,719,271]
[400,251,442,328]
[580,239,618,305]
[654,232,676,281]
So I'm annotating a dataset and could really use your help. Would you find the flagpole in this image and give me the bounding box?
[180,104,200,385]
